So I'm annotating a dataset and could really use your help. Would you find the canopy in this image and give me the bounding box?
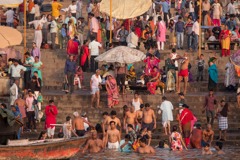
[0,26,23,48]
[0,0,23,8]
[230,50,240,77]
[100,0,152,19]
[95,46,146,64]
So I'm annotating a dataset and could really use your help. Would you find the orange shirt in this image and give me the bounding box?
[52,2,63,18]
[28,0,34,12]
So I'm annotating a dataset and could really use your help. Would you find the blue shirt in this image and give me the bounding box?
[155,1,170,13]
[64,59,76,74]
[119,140,132,153]
[61,28,67,37]
[175,21,185,32]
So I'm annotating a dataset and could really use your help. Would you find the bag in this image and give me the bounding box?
[62,82,69,92]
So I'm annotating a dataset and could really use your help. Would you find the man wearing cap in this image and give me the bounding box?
[45,100,58,138]
[9,59,27,86]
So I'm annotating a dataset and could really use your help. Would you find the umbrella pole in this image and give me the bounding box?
[198,0,202,58]
[24,0,27,53]
[109,0,112,44]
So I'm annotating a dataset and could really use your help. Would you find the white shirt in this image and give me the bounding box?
[50,20,58,33]
[189,1,195,13]
[89,40,102,56]
[9,83,18,98]
[227,3,236,15]
[132,98,141,111]
[9,64,27,77]
[192,21,199,35]
[160,100,174,122]
[208,35,217,41]
[68,4,77,14]
[91,74,102,89]
[4,10,14,23]
[171,53,178,67]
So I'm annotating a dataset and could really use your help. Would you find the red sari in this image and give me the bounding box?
[67,39,79,56]
[147,71,160,94]
[45,105,58,129]
[106,76,119,108]
[80,45,89,66]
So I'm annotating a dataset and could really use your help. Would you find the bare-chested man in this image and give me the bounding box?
[101,112,110,147]
[14,94,26,132]
[82,130,103,153]
[123,106,136,133]
[135,104,144,131]
[106,121,121,150]
[72,111,91,137]
[103,110,121,131]
[142,103,156,132]
[202,124,214,146]
[137,137,155,154]
[177,53,189,94]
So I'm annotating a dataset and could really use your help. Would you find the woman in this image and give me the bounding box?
[156,16,166,50]
[212,0,222,26]
[208,58,218,91]
[32,56,43,81]
[146,66,164,95]
[68,19,76,39]
[220,25,231,57]
[105,75,119,108]
[165,53,176,92]
[143,54,160,75]
[169,125,187,151]
[217,100,229,141]
[80,40,90,72]
[168,19,176,49]
[224,59,236,91]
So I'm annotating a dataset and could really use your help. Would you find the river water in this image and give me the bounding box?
[71,147,240,160]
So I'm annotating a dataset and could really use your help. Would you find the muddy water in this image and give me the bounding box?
[71,147,240,160]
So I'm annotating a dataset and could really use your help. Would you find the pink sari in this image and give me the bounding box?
[106,77,119,107]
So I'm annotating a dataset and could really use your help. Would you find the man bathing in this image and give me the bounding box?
[82,130,103,153]
[72,111,91,137]
[124,106,136,133]
[106,121,121,149]
[177,53,189,94]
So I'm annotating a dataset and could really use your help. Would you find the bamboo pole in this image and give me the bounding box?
[24,0,27,53]
[198,0,202,58]
[109,0,112,43]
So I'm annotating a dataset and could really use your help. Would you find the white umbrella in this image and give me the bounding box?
[95,46,146,64]
[0,0,23,7]
[100,0,152,19]
[0,26,23,48]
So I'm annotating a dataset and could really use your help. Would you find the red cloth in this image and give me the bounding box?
[178,69,188,77]
[67,39,79,55]
[80,45,89,66]
[45,105,58,129]
[180,108,194,125]
[135,27,142,38]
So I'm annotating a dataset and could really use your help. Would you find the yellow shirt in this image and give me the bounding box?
[52,2,62,18]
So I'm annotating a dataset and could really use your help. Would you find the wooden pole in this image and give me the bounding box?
[198,0,202,58]
[109,0,112,43]
[24,0,27,53]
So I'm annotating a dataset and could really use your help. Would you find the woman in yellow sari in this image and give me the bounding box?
[220,25,231,57]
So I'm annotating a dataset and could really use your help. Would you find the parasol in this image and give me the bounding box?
[99,0,152,19]
[0,0,23,8]
[0,26,23,48]
[94,46,146,64]
[230,50,240,77]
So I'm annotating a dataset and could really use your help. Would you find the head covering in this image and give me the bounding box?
[73,111,79,117]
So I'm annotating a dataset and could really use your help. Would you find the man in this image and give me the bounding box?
[137,137,155,154]
[202,124,214,146]
[82,130,103,153]
[76,17,86,46]
[10,79,19,106]
[27,76,41,97]
[160,96,173,135]
[127,124,137,143]
[119,134,132,152]
[26,90,37,132]
[50,17,58,49]
[72,111,91,137]
[103,110,121,131]
[90,69,102,108]
[135,104,144,131]
[28,17,46,49]
[226,14,237,32]
[23,52,34,90]
[126,28,138,48]
[155,0,170,27]
[76,0,83,18]
[132,92,143,111]
[9,59,26,86]
[177,53,189,94]
[106,121,121,149]
[227,0,237,15]
[4,8,14,27]
[185,17,194,51]
[45,100,58,138]
[68,0,77,18]
[202,0,211,24]
[64,12,77,25]
[64,55,76,94]
[189,0,195,21]
[89,36,102,72]
[14,94,26,127]
[101,112,110,147]
[118,24,129,46]
[88,13,99,38]
[192,17,200,52]
[175,16,185,50]
[203,90,217,125]
[142,103,156,135]
[123,106,136,133]
[52,0,62,18]
[18,2,25,26]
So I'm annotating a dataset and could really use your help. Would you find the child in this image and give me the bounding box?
[63,116,72,139]
[60,23,67,49]
[196,54,205,81]
[38,131,47,140]
[74,66,83,89]
[202,143,213,155]
[215,141,225,154]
